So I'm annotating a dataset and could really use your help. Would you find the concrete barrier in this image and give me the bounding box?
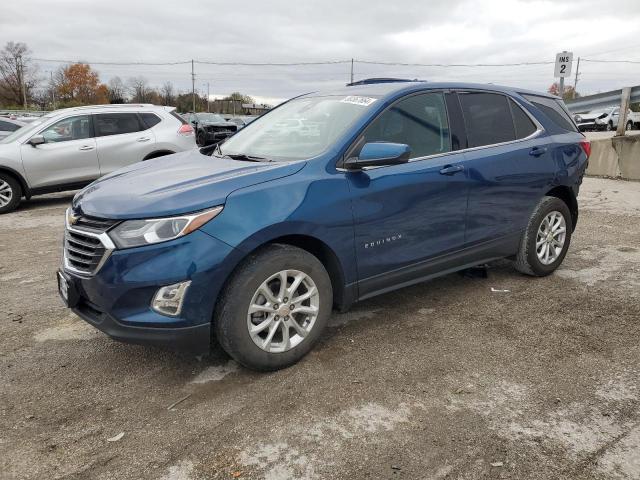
[586,134,640,180]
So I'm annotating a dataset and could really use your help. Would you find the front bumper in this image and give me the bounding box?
[59,229,240,354]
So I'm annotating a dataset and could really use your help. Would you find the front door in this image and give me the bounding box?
[345,92,469,297]
[21,115,99,189]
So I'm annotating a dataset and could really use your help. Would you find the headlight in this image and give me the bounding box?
[574,115,582,123]
[109,206,223,249]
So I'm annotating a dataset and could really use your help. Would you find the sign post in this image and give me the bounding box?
[554,51,573,99]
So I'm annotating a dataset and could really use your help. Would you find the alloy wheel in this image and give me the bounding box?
[536,211,567,265]
[247,269,319,353]
[0,180,13,207]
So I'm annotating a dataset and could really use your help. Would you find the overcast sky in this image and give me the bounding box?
[3,0,640,104]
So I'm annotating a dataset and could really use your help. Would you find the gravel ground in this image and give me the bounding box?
[1,177,639,480]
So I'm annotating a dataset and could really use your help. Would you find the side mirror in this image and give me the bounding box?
[28,135,45,147]
[344,142,411,170]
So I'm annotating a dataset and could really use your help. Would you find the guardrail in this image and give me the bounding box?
[565,86,640,113]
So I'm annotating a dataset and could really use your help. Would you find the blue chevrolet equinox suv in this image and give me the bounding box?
[58,81,590,371]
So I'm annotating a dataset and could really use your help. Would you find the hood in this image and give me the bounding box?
[199,120,236,127]
[576,112,606,121]
[73,149,306,219]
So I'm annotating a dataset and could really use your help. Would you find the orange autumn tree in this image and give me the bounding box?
[56,63,109,106]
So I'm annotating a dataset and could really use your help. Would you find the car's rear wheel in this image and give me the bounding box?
[196,131,206,146]
[626,121,633,131]
[214,244,333,371]
[514,196,572,276]
[0,173,21,214]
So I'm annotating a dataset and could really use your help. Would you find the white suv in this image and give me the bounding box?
[0,104,196,213]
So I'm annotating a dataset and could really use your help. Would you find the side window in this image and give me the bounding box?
[0,120,20,132]
[363,92,450,159]
[522,94,578,132]
[510,99,537,139]
[41,116,92,143]
[140,113,161,129]
[94,113,143,137]
[459,92,515,147]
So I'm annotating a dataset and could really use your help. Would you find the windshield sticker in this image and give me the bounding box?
[340,96,377,107]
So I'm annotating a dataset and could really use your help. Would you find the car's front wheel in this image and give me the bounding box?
[0,173,21,214]
[215,244,333,371]
[514,196,572,276]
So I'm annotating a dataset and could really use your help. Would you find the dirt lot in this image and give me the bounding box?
[1,177,639,480]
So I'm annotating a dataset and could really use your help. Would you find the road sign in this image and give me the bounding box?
[555,51,573,78]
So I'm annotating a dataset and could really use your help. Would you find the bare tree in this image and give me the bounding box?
[0,41,39,107]
[161,81,174,106]
[127,76,149,103]
[107,76,127,103]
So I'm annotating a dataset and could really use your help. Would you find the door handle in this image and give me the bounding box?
[79,145,95,151]
[439,164,464,175]
[529,146,548,157]
[136,137,151,142]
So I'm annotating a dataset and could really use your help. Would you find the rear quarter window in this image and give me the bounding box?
[522,94,578,132]
[140,113,162,129]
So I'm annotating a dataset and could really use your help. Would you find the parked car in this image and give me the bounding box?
[574,107,638,132]
[226,116,257,129]
[185,112,237,146]
[0,118,25,140]
[58,81,589,371]
[0,104,195,213]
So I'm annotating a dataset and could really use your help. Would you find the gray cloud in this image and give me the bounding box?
[2,0,640,101]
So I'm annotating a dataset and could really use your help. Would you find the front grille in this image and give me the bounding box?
[64,230,106,274]
[73,215,119,232]
[63,214,117,276]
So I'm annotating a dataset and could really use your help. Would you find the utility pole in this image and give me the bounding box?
[573,57,581,99]
[350,58,354,84]
[191,59,196,112]
[205,82,210,112]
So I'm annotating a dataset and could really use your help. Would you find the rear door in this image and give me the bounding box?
[457,91,555,245]
[93,112,157,175]
[20,115,99,188]
[346,91,470,297]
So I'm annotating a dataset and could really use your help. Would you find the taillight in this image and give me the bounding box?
[178,124,194,136]
[579,139,591,159]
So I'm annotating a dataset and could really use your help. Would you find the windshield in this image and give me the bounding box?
[218,95,379,161]
[0,114,54,144]
[196,113,225,123]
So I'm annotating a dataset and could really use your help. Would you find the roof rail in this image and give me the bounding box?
[66,103,157,111]
[346,77,423,86]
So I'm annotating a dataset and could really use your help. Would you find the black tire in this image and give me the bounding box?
[0,172,22,214]
[196,131,206,147]
[606,122,613,131]
[514,196,573,277]
[626,121,633,131]
[214,244,333,371]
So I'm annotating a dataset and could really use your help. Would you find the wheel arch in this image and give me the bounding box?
[213,232,352,320]
[545,185,578,231]
[142,150,175,160]
[0,165,30,198]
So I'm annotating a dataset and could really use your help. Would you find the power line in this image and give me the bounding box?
[356,60,554,67]
[582,58,640,64]
[33,58,192,66]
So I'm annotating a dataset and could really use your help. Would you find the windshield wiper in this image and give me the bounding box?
[224,153,271,162]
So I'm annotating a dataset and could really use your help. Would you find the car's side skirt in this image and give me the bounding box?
[356,232,522,301]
